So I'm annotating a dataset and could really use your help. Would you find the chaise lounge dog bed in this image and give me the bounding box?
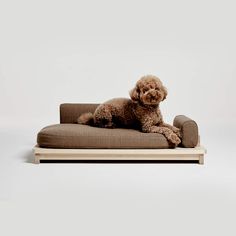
[34,103,206,164]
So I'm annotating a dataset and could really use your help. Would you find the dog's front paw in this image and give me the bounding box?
[169,133,181,145]
[172,127,182,138]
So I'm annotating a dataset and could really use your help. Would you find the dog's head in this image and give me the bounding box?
[129,75,167,105]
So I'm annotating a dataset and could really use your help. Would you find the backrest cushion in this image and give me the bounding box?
[60,103,99,124]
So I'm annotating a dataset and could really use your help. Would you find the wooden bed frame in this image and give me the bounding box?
[33,143,206,164]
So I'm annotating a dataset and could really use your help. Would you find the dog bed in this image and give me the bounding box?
[34,103,206,164]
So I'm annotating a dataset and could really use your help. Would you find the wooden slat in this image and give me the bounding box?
[34,146,206,155]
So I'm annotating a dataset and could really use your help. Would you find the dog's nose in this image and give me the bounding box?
[149,89,156,96]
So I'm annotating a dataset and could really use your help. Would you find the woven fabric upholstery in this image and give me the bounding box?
[37,104,199,149]
[37,124,170,149]
[60,103,99,124]
[173,115,198,148]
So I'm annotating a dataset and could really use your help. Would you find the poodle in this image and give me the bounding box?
[77,75,181,146]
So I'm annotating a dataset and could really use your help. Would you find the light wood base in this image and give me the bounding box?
[33,146,206,164]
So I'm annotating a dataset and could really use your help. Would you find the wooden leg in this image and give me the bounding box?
[35,154,40,164]
[199,154,204,165]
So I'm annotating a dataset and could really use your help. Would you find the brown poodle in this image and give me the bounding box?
[78,75,181,146]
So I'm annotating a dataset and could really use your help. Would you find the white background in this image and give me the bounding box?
[0,0,236,235]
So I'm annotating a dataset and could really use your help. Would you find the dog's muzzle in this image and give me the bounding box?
[147,89,158,98]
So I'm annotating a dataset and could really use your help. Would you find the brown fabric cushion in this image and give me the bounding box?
[37,124,171,149]
[173,115,198,148]
[60,103,99,124]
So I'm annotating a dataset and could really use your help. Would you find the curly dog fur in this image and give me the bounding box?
[78,75,181,146]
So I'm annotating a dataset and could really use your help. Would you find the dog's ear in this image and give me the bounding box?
[129,87,139,102]
[162,86,168,101]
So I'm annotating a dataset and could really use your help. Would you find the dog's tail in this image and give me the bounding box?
[77,112,94,125]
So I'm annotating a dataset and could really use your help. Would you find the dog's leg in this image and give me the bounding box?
[142,125,181,145]
[160,123,181,138]
[94,104,114,128]
[155,126,181,145]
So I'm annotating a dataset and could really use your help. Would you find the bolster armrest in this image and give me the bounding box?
[173,115,199,148]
